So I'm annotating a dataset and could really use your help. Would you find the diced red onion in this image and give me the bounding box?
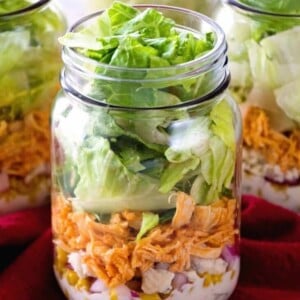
[172,273,188,291]
[221,245,237,268]
[130,290,140,298]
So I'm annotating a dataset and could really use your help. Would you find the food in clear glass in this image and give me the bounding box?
[216,0,300,211]
[86,0,220,17]
[0,0,66,215]
[51,3,242,300]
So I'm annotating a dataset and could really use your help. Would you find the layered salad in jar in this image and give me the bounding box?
[52,2,241,300]
[218,0,300,211]
[0,0,66,214]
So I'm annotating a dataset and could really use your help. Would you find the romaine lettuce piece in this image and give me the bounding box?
[159,157,200,193]
[260,26,300,65]
[0,31,30,76]
[191,136,235,204]
[247,27,300,89]
[166,116,212,162]
[210,99,235,151]
[74,136,175,213]
[275,78,300,124]
[136,212,159,240]
[229,61,252,90]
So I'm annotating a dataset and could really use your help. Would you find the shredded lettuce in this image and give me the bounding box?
[59,1,215,108]
[0,2,66,121]
[227,0,300,128]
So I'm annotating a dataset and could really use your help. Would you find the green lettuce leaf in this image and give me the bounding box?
[191,136,235,204]
[210,100,235,151]
[275,78,300,124]
[0,3,65,120]
[165,116,212,162]
[73,136,175,213]
[136,212,159,240]
[159,157,200,193]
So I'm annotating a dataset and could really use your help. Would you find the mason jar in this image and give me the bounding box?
[84,0,221,18]
[0,0,66,215]
[215,1,300,211]
[51,4,241,300]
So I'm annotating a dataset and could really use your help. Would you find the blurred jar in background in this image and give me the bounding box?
[55,0,221,26]
[87,0,220,17]
[215,0,300,211]
[0,0,66,215]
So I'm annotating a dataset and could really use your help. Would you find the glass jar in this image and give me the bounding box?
[215,1,300,211]
[0,0,66,215]
[51,5,241,300]
[86,0,220,17]
[55,0,221,26]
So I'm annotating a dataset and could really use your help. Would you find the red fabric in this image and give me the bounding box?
[0,196,299,300]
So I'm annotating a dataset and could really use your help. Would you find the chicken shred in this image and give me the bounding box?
[243,106,300,171]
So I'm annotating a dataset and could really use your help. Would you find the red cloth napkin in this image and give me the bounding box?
[0,195,300,300]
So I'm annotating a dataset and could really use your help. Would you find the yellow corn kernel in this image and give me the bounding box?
[110,289,118,300]
[76,278,90,291]
[140,293,161,300]
[56,247,68,265]
[212,274,223,284]
[65,270,79,286]
[203,273,212,287]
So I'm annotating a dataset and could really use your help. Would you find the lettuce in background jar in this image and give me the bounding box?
[51,3,242,300]
[54,0,221,26]
[87,0,220,17]
[216,0,300,211]
[0,0,66,215]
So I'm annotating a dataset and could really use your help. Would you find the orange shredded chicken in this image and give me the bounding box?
[52,193,238,288]
[0,109,50,176]
[243,106,300,171]
[171,192,195,229]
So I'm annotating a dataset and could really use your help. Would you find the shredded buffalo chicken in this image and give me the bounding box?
[243,106,300,171]
[0,109,50,176]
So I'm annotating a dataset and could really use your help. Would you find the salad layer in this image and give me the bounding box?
[53,192,239,299]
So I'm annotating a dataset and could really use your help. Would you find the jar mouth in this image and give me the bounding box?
[66,4,226,75]
[0,0,50,17]
[225,0,300,17]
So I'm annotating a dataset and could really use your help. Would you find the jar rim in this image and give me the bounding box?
[0,0,50,18]
[65,4,226,74]
[225,0,300,18]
